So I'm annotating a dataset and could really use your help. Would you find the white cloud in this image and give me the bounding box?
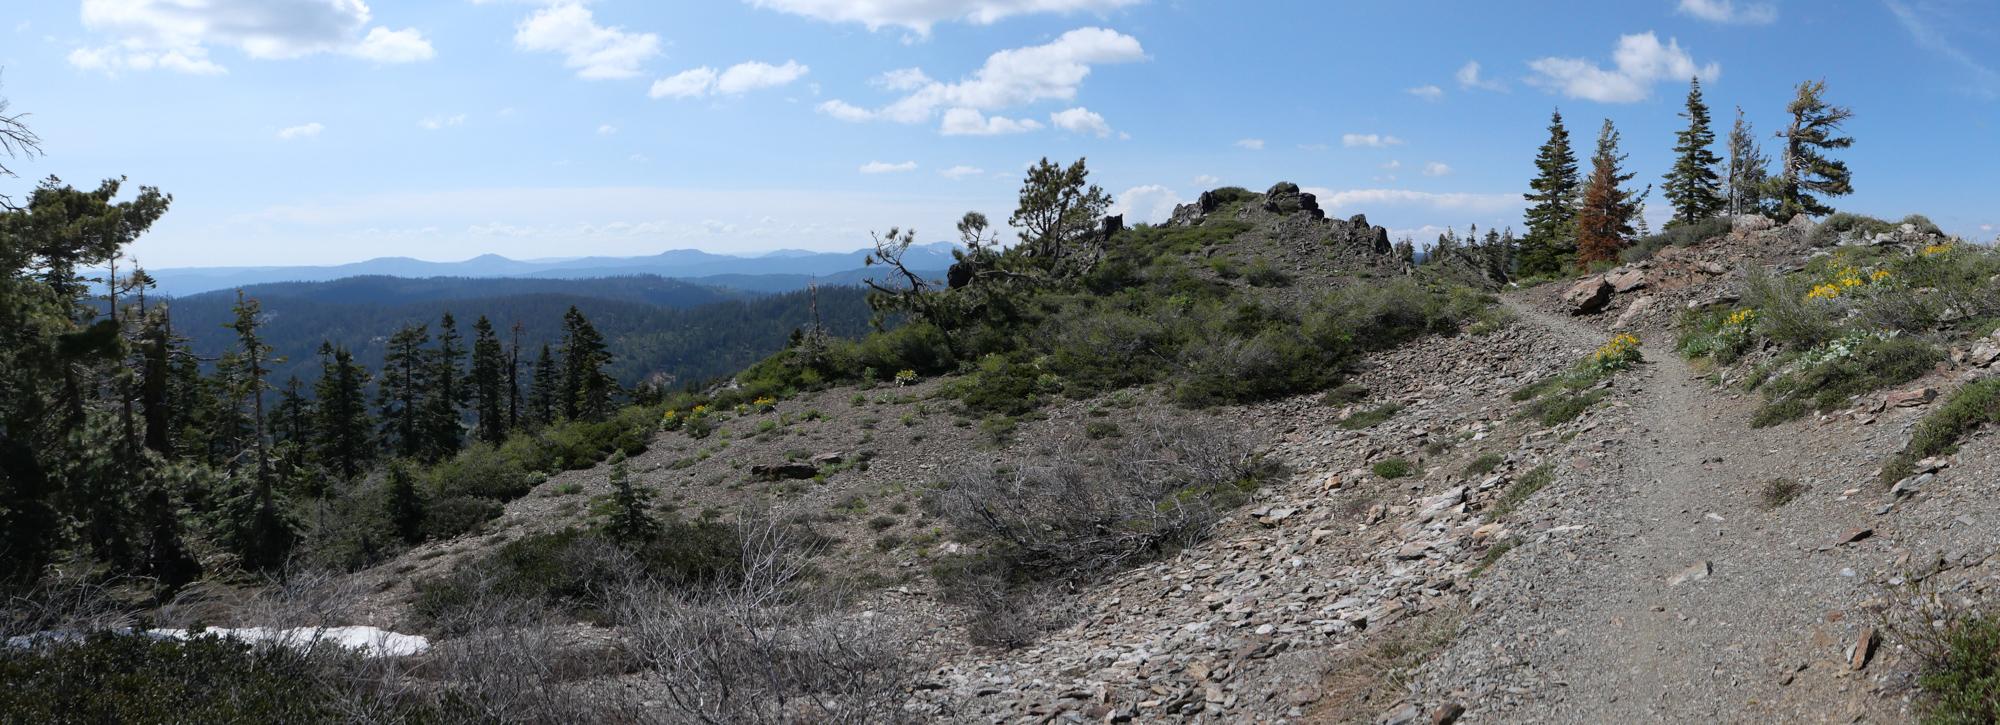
[873,67,932,90]
[650,67,718,98]
[1407,84,1444,101]
[1049,107,1111,136]
[419,114,466,130]
[597,123,618,135]
[1676,0,1777,25]
[1305,187,1521,214]
[718,60,810,93]
[352,26,434,63]
[1113,185,1182,225]
[514,1,660,80]
[653,60,810,99]
[277,122,324,140]
[940,108,1042,135]
[68,0,433,74]
[1527,32,1720,103]
[1234,138,1264,150]
[940,165,985,179]
[1381,160,1402,170]
[1455,61,1506,91]
[745,0,1143,36]
[1423,162,1452,177]
[859,160,918,174]
[816,27,1143,134]
[1342,133,1404,148]
[1193,174,1220,186]
[817,99,877,122]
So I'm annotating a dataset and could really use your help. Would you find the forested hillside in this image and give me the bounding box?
[166,276,878,388]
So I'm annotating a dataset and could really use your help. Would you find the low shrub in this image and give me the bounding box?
[1464,453,1505,476]
[1488,465,1554,519]
[1880,378,2000,484]
[1750,334,1940,427]
[1338,403,1403,430]
[1622,216,1733,263]
[414,522,739,632]
[1372,458,1414,480]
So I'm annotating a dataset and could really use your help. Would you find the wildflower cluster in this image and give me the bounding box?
[894,369,919,386]
[752,395,777,410]
[1725,308,1756,327]
[1588,333,1643,373]
[1805,264,1888,301]
[1921,242,1954,257]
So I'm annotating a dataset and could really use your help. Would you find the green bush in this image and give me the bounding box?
[1372,458,1414,479]
[1751,335,1940,427]
[948,354,1055,416]
[1488,465,1554,519]
[1622,216,1733,263]
[1881,378,2000,484]
[1464,453,1505,476]
[423,495,504,540]
[1914,614,2000,724]
[428,442,538,500]
[1338,403,1403,430]
[1810,212,1899,245]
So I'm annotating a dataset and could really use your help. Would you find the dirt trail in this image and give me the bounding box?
[1420,296,1897,722]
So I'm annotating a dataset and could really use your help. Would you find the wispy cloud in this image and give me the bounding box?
[1676,0,1777,25]
[859,160,918,174]
[277,122,324,140]
[1456,61,1507,91]
[1342,133,1404,148]
[1407,84,1444,101]
[1234,138,1265,150]
[1886,1,1999,99]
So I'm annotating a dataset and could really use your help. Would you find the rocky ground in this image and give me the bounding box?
[332,216,1999,723]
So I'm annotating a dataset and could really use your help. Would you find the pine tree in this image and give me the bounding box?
[378,324,431,458]
[506,321,523,432]
[470,315,506,444]
[384,462,425,545]
[272,376,312,447]
[1519,109,1582,276]
[604,452,656,545]
[1575,120,1640,267]
[1393,237,1416,265]
[422,312,466,460]
[1772,79,1854,218]
[138,305,176,455]
[559,306,614,422]
[1663,77,1725,227]
[313,342,374,480]
[1726,107,1773,217]
[528,343,559,427]
[137,462,200,589]
[224,291,294,570]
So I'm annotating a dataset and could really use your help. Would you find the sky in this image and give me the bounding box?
[1,0,1998,268]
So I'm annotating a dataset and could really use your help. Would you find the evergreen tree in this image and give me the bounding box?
[1575,120,1640,266]
[604,452,656,545]
[272,376,312,447]
[138,305,176,455]
[313,342,374,480]
[1393,236,1416,265]
[1772,79,1854,218]
[559,306,614,422]
[377,324,431,458]
[1726,107,1774,217]
[470,315,507,444]
[137,462,200,590]
[1009,157,1113,278]
[1663,77,1725,227]
[528,343,559,427]
[506,321,523,432]
[222,291,294,570]
[384,462,425,545]
[1519,109,1581,276]
[422,312,466,460]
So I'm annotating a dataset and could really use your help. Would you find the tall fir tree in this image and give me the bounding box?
[1772,79,1854,218]
[221,291,295,570]
[377,323,431,459]
[1663,77,1725,227]
[1726,107,1773,217]
[313,342,374,480]
[528,343,559,427]
[506,321,523,432]
[1519,109,1581,276]
[422,312,466,460]
[1575,120,1641,266]
[559,306,615,422]
[384,461,426,545]
[604,452,656,545]
[272,376,312,447]
[470,315,507,444]
[137,304,176,455]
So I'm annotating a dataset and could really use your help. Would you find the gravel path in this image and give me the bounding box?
[1417,296,1904,723]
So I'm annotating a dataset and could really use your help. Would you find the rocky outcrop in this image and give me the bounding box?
[1562,276,1612,315]
[1261,182,1324,219]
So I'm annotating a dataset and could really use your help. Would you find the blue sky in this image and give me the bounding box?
[2,0,1997,267]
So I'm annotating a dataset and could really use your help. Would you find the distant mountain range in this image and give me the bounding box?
[150,243,960,297]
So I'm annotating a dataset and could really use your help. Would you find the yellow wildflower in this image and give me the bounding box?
[1922,243,1953,256]
[1806,283,1842,301]
[1869,269,1891,282]
[1725,308,1756,326]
